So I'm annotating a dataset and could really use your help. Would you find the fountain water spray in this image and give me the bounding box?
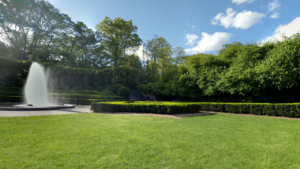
[0,61,75,110]
[2,62,75,110]
[24,62,49,107]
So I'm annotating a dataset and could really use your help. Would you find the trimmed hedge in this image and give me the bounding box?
[90,101,300,118]
[107,84,122,94]
[91,101,202,114]
[54,98,129,105]
[117,87,130,98]
[96,87,103,92]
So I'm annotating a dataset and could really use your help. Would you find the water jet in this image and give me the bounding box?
[1,62,74,111]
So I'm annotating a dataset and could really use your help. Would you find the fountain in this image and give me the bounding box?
[0,62,74,111]
[24,62,49,107]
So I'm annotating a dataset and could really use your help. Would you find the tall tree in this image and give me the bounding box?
[96,16,142,67]
[0,0,65,60]
[172,46,186,64]
[146,36,172,79]
[73,22,97,67]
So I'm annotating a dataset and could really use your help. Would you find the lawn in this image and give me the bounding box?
[1,113,300,168]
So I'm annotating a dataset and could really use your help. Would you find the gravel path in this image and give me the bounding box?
[0,105,91,117]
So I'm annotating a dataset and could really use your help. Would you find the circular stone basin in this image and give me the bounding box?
[0,104,75,111]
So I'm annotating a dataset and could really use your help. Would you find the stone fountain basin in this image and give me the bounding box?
[0,104,75,111]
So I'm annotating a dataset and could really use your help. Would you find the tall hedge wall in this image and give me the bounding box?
[0,58,139,89]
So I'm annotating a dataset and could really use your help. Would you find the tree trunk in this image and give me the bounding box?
[124,47,126,68]
[19,34,27,60]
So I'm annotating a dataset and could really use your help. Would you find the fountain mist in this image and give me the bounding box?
[24,62,49,107]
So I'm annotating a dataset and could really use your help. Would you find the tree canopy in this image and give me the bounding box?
[1,0,300,102]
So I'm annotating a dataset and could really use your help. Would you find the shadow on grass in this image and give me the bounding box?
[92,111,217,119]
[173,112,216,118]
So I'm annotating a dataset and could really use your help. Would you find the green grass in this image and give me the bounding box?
[1,113,300,168]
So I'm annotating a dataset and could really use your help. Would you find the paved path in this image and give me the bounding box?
[0,105,91,117]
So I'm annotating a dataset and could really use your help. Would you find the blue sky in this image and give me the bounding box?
[48,0,300,55]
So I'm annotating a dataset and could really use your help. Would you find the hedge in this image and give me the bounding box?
[117,86,130,98]
[0,57,140,89]
[107,84,122,94]
[91,101,202,114]
[90,101,300,118]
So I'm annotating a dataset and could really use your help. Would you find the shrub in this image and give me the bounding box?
[91,101,201,114]
[96,87,103,92]
[107,84,122,94]
[86,86,93,90]
[90,101,300,118]
[0,82,7,87]
[74,86,82,90]
[60,85,69,90]
[117,87,131,98]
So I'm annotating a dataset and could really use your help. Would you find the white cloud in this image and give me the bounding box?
[185,34,199,46]
[185,32,232,54]
[212,8,266,29]
[260,17,300,43]
[192,25,196,31]
[232,0,255,5]
[270,12,280,19]
[267,0,280,19]
[268,0,280,12]
[126,45,148,61]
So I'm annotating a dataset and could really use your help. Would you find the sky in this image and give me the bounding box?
[47,0,300,56]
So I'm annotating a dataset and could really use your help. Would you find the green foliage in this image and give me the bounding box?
[146,36,173,79]
[74,86,82,90]
[0,87,129,104]
[1,0,300,103]
[0,58,140,90]
[60,85,69,90]
[91,101,201,114]
[138,33,300,102]
[96,87,103,92]
[91,101,300,118]
[117,87,130,98]
[199,102,300,118]
[86,86,93,90]
[107,84,122,94]
[0,0,66,60]
[96,16,142,67]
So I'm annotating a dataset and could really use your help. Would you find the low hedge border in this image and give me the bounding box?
[91,102,206,114]
[91,102,300,118]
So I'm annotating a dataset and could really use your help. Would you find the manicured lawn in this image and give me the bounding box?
[1,113,300,168]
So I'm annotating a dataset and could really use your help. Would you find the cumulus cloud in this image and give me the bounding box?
[260,17,300,43]
[270,12,280,19]
[212,8,266,29]
[185,34,199,46]
[268,0,280,12]
[232,0,255,5]
[185,32,232,54]
[267,0,280,19]
[126,45,148,61]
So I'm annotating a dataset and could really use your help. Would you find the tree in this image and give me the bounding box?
[73,22,97,67]
[146,36,172,79]
[172,46,186,64]
[96,16,142,67]
[0,0,65,60]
